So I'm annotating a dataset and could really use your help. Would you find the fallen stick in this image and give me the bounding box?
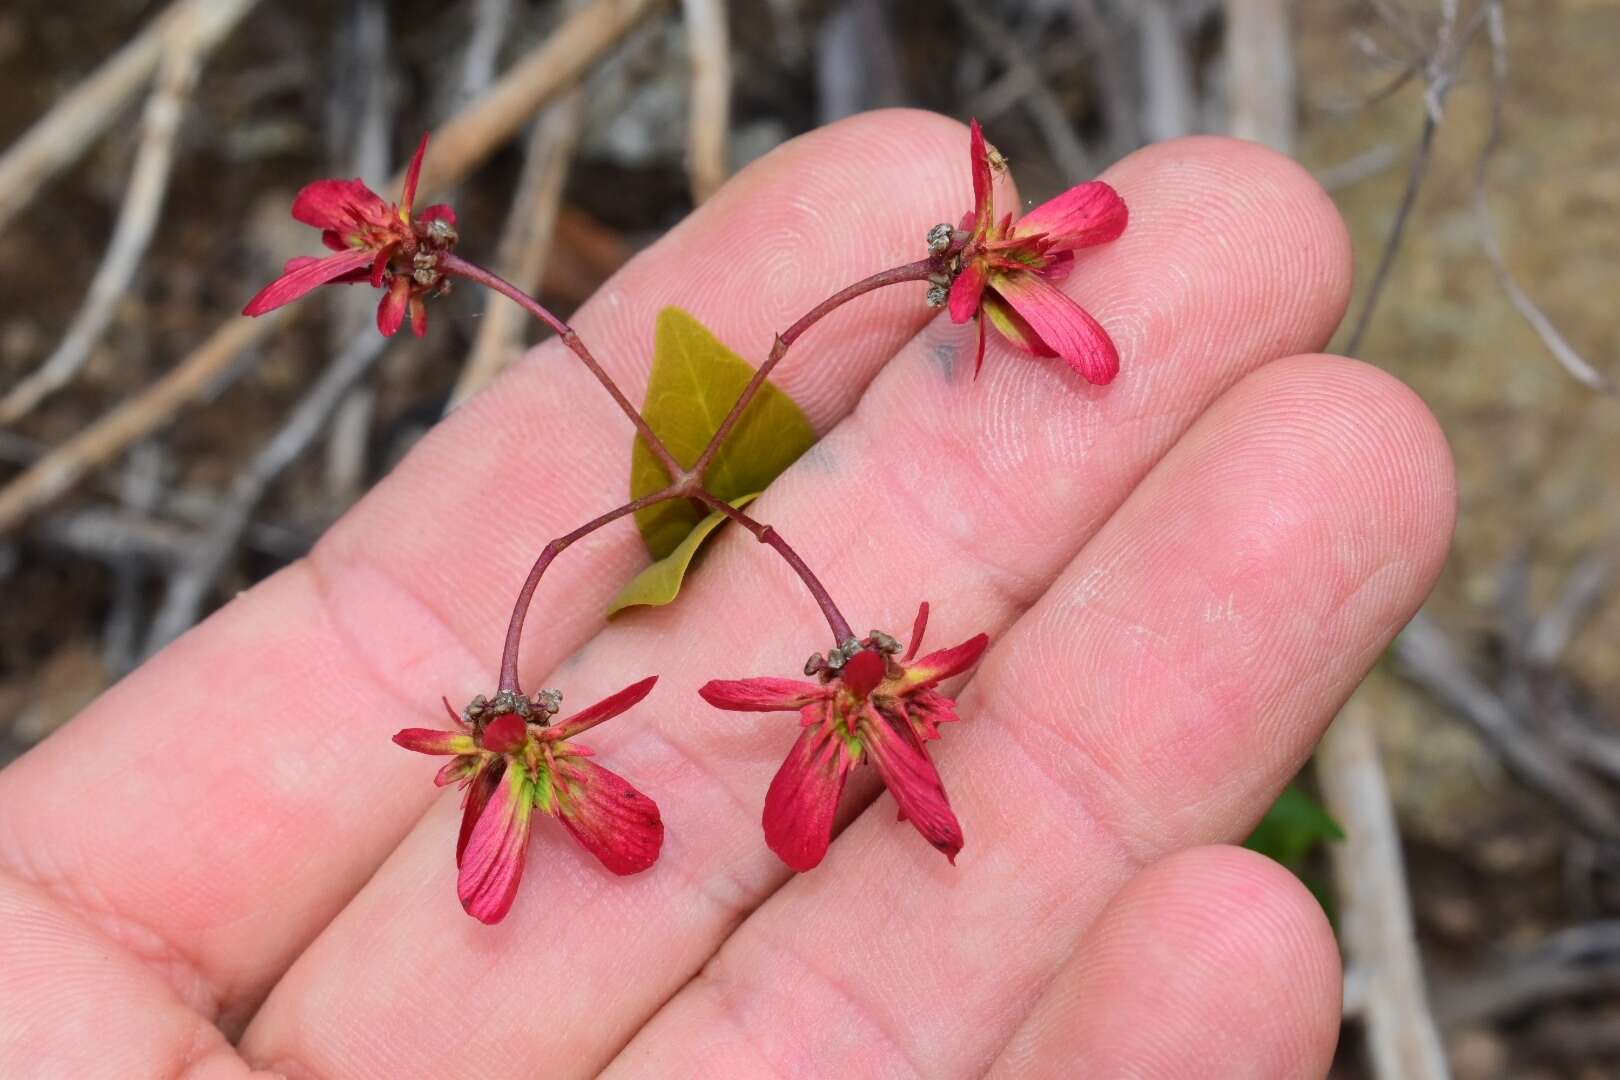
[451,91,587,407]
[0,0,258,235]
[144,333,390,654]
[1317,693,1450,1080]
[680,0,733,203]
[2,41,204,423]
[0,0,666,537]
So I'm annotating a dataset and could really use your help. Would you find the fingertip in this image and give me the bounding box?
[990,844,1342,1079]
[1098,135,1355,361]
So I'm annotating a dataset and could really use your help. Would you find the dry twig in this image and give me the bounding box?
[1318,694,1450,1080]
[323,0,394,507]
[1342,1,1490,357]
[1470,0,1611,390]
[1136,0,1196,142]
[144,333,390,654]
[451,93,588,407]
[1224,0,1295,154]
[0,0,257,236]
[0,0,664,538]
[1436,921,1620,1027]
[951,0,1092,180]
[1395,612,1620,842]
[681,0,733,203]
[0,0,257,423]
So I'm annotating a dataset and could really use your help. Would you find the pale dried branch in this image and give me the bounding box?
[681,0,733,203]
[1136,0,1196,142]
[0,0,257,235]
[144,333,391,654]
[1315,142,1400,193]
[324,0,393,506]
[402,0,667,199]
[1395,612,1620,841]
[1,41,203,424]
[950,0,1092,180]
[0,310,293,536]
[451,92,587,407]
[1342,3,1490,358]
[1436,921,1620,1026]
[0,0,662,537]
[1317,692,1450,1080]
[1071,0,1140,155]
[454,0,517,114]
[1224,0,1296,155]
[1471,0,1611,391]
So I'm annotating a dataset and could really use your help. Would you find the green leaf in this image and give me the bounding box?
[608,493,760,615]
[630,307,816,559]
[1243,785,1345,870]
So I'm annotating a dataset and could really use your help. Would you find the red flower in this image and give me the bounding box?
[242,133,459,337]
[943,120,1128,383]
[699,604,988,871]
[394,677,664,924]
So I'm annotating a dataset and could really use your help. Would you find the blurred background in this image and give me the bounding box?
[0,1,1615,1075]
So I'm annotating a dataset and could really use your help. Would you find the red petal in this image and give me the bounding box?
[392,727,477,755]
[903,688,962,742]
[242,248,375,316]
[457,759,502,867]
[1014,181,1128,251]
[457,761,532,923]
[369,247,391,289]
[968,119,993,236]
[291,178,389,232]
[862,708,962,863]
[698,676,825,713]
[948,262,987,325]
[417,203,457,227]
[903,602,930,662]
[400,132,430,216]
[556,757,664,875]
[376,277,410,336]
[480,713,527,754]
[982,292,1054,358]
[546,676,658,741]
[992,271,1120,384]
[905,633,989,687]
[281,254,370,286]
[763,721,855,871]
[974,315,987,379]
[409,295,428,338]
[841,650,886,700]
[434,756,477,787]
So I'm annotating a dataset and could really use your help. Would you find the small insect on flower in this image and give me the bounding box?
[393,677,663,924]
[939,119,1128,383]
[699,603,988,871]
[242,132,459,337]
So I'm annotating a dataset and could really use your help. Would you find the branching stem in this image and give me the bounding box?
[484,248,961,690]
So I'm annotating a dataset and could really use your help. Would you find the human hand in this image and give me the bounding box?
[0,110,1452,1078]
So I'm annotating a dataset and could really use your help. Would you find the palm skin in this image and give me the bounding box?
[0,111,1451,1079]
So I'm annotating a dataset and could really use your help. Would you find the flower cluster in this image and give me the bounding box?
[245,119,1123,922]
[940,119,1127,383]
[243,133,459,337]
[394,678,663,923]
[701,603,988,870]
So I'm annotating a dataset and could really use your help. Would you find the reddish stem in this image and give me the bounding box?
[691,489,853,645]
[690,257,942,477]
[497,487,681,693]
[440,253,688,484]
[482,247,961,688]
